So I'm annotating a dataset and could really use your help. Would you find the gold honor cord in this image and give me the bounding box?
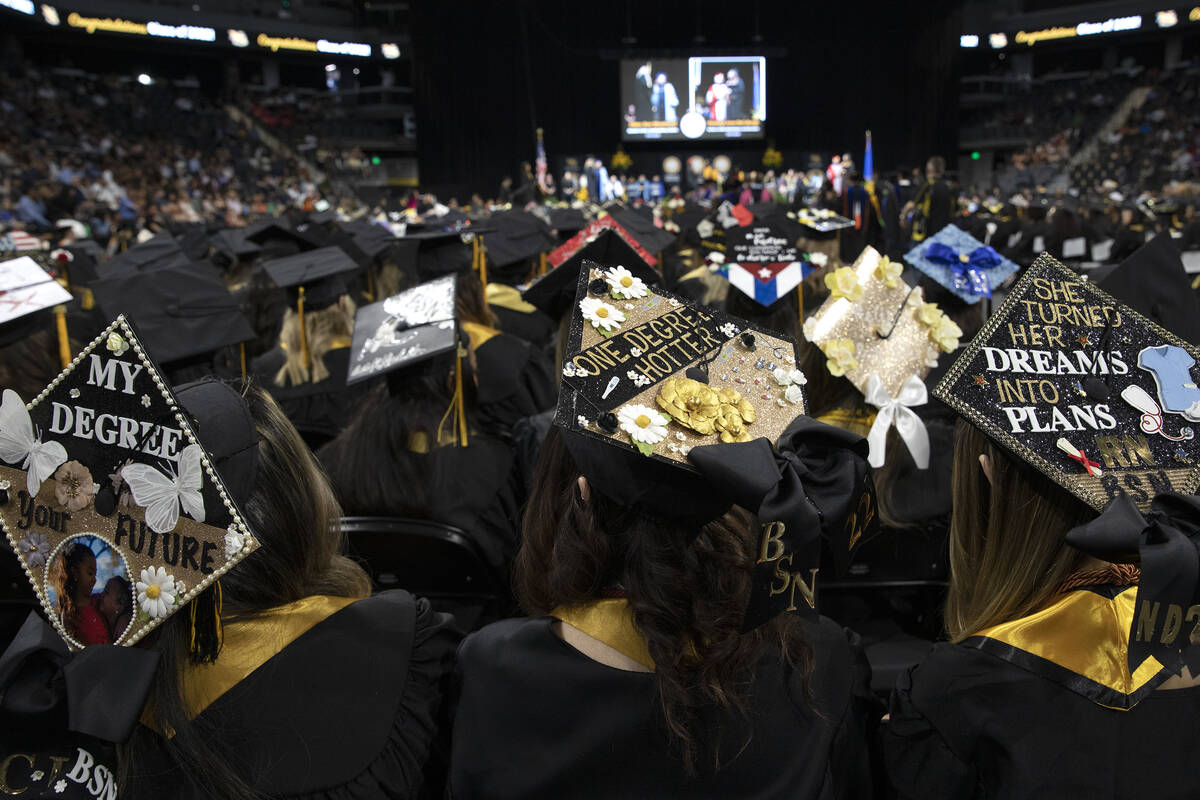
[54,305,70,369]
[297,285,310,371]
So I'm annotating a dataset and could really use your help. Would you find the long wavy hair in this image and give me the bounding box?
[118,383,370,799]
[944,419,1096,641]
[273,297,356,387]
[514,427,813,775]
[50,542,94,632]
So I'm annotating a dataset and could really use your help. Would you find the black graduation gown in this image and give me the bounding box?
[449,614,877,799]
[883,584,1200,799]
[132,591,459,799]
[251,346,371,450]
[466,324,556,436]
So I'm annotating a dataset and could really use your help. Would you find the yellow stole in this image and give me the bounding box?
[552,599,655,670]
[817,408,878,439]
[143,595,359,735]
[485,283,539,314]
[461,320,501,351]
[968,586,1167,710]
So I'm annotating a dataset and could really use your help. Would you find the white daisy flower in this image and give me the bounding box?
[605,266,650,298]
[668,298,681,307]
[136,566,177,619]
[624,303,635,310]
[719,323,740,338]
[580,297,625,332]
[562,363,578,378]
[55,780,67,794]
[30,770,44,781]
[141,394,152,408]
[627,370,640,380]
[69,388,80,399]
[225,526,246,559]
[577,415,589,427]
[630,347,644,357]
[617,404,670,445]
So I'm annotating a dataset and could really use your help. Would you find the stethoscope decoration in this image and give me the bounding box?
[1121,385,1195,442]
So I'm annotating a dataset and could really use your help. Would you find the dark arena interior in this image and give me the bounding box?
[1,0,1200,797]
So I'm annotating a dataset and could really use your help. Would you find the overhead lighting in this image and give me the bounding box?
[960,34,980,48]
[989,32,1008,48]
[325,63,337,72]
[227,28,248,47]
[381,42,400,59]
[137,73,152,86]
[40,3,58,24]
[1156,10,1178,27]
[0,0,34,15]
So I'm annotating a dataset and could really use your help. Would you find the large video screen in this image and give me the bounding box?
[621,56,766,141]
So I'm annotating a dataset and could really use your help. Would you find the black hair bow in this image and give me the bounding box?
[1065,491,1200,676]
[688,416,878,632]
[0,613,160,743]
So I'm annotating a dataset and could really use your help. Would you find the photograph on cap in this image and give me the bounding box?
[935,254,1200,511]
[0,316,259,651]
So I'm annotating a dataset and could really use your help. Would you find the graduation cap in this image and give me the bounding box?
[548,207,588,236]
[345,274,472,445]
[557,260,876,630]
[396,228,476,281]
[934,253,1200,512]
[746,202,806,242]
[604,207,677,255]
[792,207,854,234]
[1099,234,1200,347]
[241,218,319,259]
[341,220,398,261]
[904,223,1020,305]
[96,232,186,280]
[523,220,660,320]
[0,255,74,349]
[209,228,263,266]
[722,223,814,308]
[803,247,956,468]
[482,210,558,277]
[91,267,255,367]
[0,316,260,654]
[261,246,361,371]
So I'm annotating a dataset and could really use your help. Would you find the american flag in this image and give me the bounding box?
[0,231,43,252]
[535,128,551,194]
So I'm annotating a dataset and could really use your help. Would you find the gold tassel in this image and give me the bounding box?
[539,251,547,276]
[54,306,70,369]
[472,236,480,273]
[435,343,470,448]
[297,286,310,371]
[797,281,804,320]
[477,236,488,295]
[239,342,247,381]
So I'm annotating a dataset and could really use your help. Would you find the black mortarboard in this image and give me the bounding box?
[746,202,805,242]
[91,267,255,366]
[210,229,263,263]
[341,221,398,261]
[604,207,677,255]
[548,207,588,236]
[482,210,558,276]
[1099,234,1200,348]
[242,218,319,259]
[345,274,458,386]
[792,207,854,234]
[262,246,361,310]
[96,232,186,280]
[524,220,660,319]
[396,229,475,281]
[934,253,1200,512]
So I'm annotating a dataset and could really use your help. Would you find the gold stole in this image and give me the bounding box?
[552,599,655,670]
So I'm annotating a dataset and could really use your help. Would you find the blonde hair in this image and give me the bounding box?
[944,419,1096,641]
[274,297,356,387]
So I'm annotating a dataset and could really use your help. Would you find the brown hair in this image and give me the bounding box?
[515,427,812,775]
[119,383,369,799]
[455,271,498,328]
[273,297,356,387]
[944,419,1096,641]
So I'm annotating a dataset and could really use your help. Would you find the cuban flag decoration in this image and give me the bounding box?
[724,224,811,306]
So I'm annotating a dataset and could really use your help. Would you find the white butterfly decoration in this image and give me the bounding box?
[0,389,68,497]
[123,444,206,533]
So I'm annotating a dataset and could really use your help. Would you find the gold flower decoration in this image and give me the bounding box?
[874,257,903,289]
[657,377,721,434]
[714,387,756,442]
[822,338,859,377]
[824,266,864,303]
[932,316,963,353]
[53,461,94,512]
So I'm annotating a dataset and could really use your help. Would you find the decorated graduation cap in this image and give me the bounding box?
[791,207,854,234]
[803,247,958,468]
[346,274,458,387]
[904,223,1020,305]
[0,255,73,350]
[0,317,260,655]
[91,267,255,368]
[557,260,876,629]
[722,222,815,308]
[934,253,1200,511]
[523,218,660,320]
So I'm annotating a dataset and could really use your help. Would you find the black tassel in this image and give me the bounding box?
[188,582,224,664]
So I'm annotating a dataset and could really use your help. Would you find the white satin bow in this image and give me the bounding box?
[864,374,930,469]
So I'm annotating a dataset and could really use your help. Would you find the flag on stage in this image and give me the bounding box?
[535,128,551,195]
